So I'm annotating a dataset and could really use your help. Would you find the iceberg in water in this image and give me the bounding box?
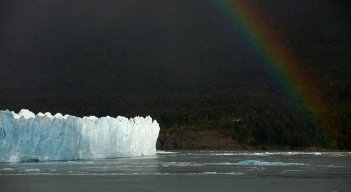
[238,160,305,166]
[0,109,160,162]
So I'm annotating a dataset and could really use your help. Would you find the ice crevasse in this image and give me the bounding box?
[0,109,160,162]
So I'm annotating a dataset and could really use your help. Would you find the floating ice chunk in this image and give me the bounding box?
[162,162,202,167]
[156,150,178,154]
[203,172,217,174]
[225,172,244,175]
[211,151,346,157]
[2,168,14,171]
[0,109,160,162]
[238,160,306,166]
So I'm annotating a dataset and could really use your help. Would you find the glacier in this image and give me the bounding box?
[0,109,160,162]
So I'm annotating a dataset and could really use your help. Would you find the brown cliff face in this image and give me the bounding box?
[156,128,313,150]
[157,129,241,150]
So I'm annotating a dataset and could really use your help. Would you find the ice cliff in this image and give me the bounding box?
[0,109,160,162]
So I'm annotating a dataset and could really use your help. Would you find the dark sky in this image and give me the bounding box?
[0,0,350,96]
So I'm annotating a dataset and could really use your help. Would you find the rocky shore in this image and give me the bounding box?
[156,129,324,151]
[156,129,241,150]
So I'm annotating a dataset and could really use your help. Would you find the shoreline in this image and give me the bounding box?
[156,129,342,151]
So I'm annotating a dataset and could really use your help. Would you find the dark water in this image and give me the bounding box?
[1,151,350,192]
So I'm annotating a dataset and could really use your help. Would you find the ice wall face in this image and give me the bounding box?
[0,109,160,162]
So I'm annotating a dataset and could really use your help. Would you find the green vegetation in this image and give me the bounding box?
[2,83,350,149]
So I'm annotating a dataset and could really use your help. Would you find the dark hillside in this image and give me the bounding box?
[1,0,350,149]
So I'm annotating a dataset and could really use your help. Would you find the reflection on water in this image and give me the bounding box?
[1,151,350,177]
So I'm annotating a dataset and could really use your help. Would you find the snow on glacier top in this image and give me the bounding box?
[13,109,36,119]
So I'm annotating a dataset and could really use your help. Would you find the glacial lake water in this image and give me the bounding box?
[1,151,350,192]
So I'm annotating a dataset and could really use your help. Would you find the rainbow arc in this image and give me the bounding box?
[210,0,333,146]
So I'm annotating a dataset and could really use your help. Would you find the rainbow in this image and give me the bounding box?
[209,0,334,146]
